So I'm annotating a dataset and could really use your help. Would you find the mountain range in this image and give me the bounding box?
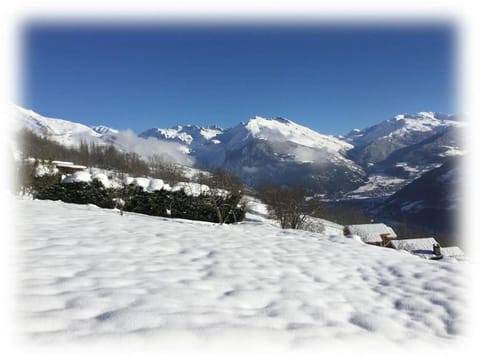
[12,105,465,199]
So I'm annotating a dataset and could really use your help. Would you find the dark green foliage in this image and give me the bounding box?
[121,186,168,217]
[34,177,115,208]
[31,176,246,224]
[18,128,246,223]
[32,173,63,198]
[121,186,246,223]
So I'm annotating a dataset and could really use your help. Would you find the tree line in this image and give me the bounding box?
[17,129,186,181]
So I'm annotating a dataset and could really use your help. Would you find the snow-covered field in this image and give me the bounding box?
[15,199,468,349]
[344,175,408,199]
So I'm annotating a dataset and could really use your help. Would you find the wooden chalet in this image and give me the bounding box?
[344,223,397,246]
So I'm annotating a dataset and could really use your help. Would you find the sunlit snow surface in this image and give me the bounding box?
[16,199,468,348]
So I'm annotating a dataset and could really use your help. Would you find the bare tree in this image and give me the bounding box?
[15,158,36,195]
[197,169,245,224]
[148,154,186,185]
[207,169,244,195]
[258,183,308,229]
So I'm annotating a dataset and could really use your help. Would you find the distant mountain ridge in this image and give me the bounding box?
[139,115,365,195]
[13,105,464,198]
[345,111,461,167]
[374,158,461,238]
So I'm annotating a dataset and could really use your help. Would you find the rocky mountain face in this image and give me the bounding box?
[341,112,465,199]
[140,116,366,195]
[345,112,460,167]
[371,127,464,178]
[374,159,461,235]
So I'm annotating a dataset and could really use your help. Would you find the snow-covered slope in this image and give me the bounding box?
[346,112,460,148]
[91,125,119,136]
[14,105,116,147]
[221,117,365,195]
[141,116,353,161]
[346,112,463,168]
[13,105,194,165]
[342,112,465,198]
[16,199,467,347]
[236,116,352,154]
[376,159,461,234]
[140,116,366,196]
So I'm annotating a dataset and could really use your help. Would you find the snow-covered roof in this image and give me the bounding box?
[346,224,397,243]
[52,160,87,169]
[387,238,438,251]
[441,246,465,260]
[58,164,87,170]
[387,239,467,262]
[52,160,74,166]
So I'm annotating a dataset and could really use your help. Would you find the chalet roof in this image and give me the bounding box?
[387,238,438,251]
[52,160,74,166]
[345,223,397,243]
[441,246,465,259]
[57,164,87,170]
[52,161,86,170]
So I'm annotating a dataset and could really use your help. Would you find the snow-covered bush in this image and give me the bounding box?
[35,177,115,208]
[121,185,246,223]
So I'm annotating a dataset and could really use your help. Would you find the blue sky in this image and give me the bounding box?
[21,23,456,135]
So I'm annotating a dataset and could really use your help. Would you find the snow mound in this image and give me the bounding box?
[133,177,150,189]
[147,178,169,192]
[62,171,92,183]
[171,182,211,196]
[91,173,110,187]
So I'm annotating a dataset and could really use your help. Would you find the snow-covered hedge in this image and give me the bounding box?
[32,173,246,224]
[121,184,245,223]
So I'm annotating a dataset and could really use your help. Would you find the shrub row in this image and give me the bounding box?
[32,174,246,224]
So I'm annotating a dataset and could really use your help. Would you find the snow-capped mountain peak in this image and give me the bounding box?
[346,111,461,148]
[14,105,107,147]
[242,115,353,153]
